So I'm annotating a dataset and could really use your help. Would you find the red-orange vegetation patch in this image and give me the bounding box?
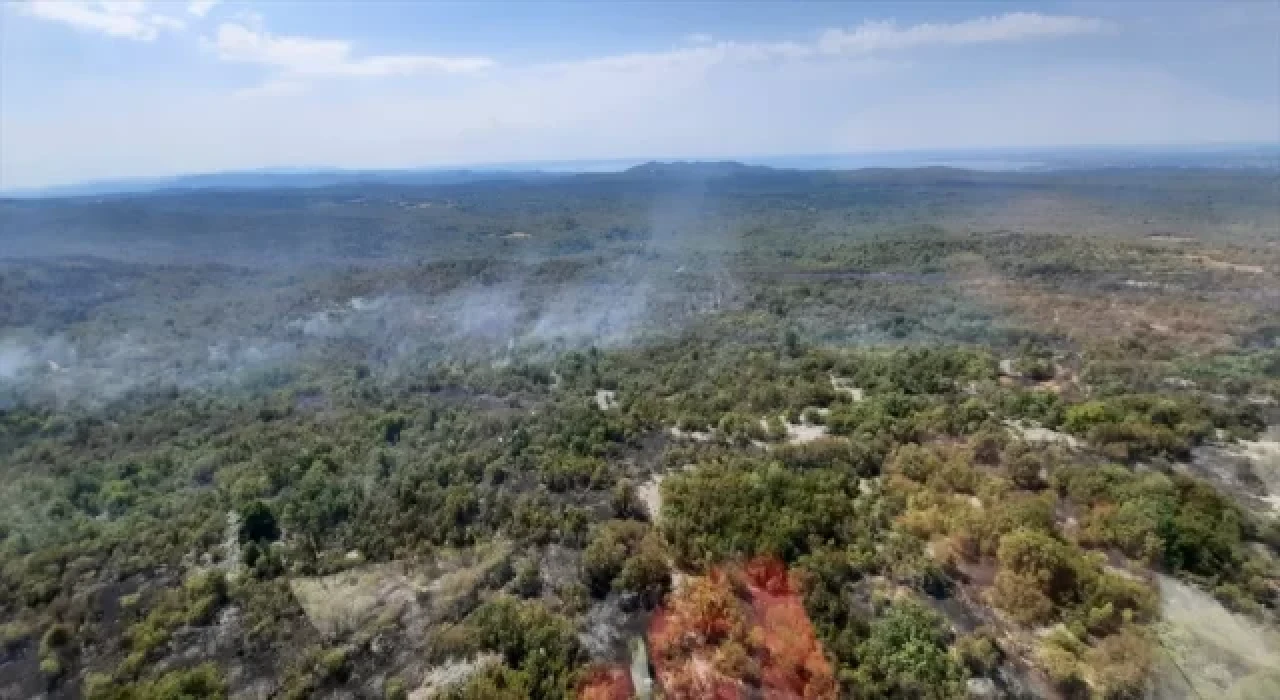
[648,557,836,700]
[577,664,634,700]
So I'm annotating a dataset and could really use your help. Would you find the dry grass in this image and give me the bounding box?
[1182,254,1267,275]
[289,541,513,638]
[960,273,1244,352]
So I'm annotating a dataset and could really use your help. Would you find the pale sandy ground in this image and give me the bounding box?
[1154,574,1280,699]
[1003,419,1083,448]
[638,470,690,592]
[638,473,664,526]
[1158,428,1280,698]
[830,375,864,401]
[219,510,244,580]
[1182,253,1266,275]
[784,420,829,444]
[595,389,618,410]
[666,425,712,442]
[1191,427,1280,517]
[408,654,501,699]
[1227,430,1280,514]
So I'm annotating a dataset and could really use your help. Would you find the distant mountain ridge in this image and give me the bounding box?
[621,160,777,178]
[7,144,1277,199]
[4,168,566,199]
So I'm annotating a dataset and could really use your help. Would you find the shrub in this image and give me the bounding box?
[609,479,643,519]
[853,601,964,699]
[1085,627,1151,699]
[87,663,227,700]
[971,428,1007,465]
[992,529,1082,622]
[319,647,348,681]
[466,598,583,700]
[954,630,1002,676]
[1006,453,1045,490]
[582,520,646,597]
[1037,641,1084,695]
[1,620,31,654]
[238,500,280,543]
[39,655,63,678]
[992,572,1055,625]
[513,559,543,598]
[384,676,407,700]
[615,533,670,604]
[39,623,71,657]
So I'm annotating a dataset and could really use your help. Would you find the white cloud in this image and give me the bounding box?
[21,0,185,41]
[6,55,1275,191]
[211,21,495,77]
[150,14,187,32]
[187,0,219,18]
[208,12,1099,86]
[544,12,1109,77]
[10,8,1273,190]
[817,12,1111,55]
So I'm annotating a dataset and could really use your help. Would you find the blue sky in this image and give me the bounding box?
[2,1,1277,188]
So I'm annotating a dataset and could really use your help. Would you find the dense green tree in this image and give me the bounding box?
[238,500,279,543]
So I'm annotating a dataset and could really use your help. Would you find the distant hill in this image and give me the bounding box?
[7,144,1276,199]
[620,161,779,179]
[4,168,565,199]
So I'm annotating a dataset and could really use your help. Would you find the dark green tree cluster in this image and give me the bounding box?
[662,458,871,565]
[442,597,585,700]
[581,520,670,602]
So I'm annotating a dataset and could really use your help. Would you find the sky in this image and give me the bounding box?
[1,0,1278,189]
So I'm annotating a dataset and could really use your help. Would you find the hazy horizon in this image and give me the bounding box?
[3,1,1277,190]
[6,142,1280,198]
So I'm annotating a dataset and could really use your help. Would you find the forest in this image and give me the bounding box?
[1,163,1279,699]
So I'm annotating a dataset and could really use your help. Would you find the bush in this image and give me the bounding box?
[775,438,878,476]
[444,664,531,700]
[238,500,280,543]
[1037,641,1084,695]
[513,559,543,598]
[992,529,1082,624]
[971,428,1007,465]
[1085,571,1156,633]
[384,676,407,700]
[88,663,227,700]
[1,620,31,654]
[39,655,63,678]
[466,598,583,700]
[582,520,645,597]
[581,521,669,602]
[1085,627,1151,699]
[954,629,1001,676]
[1061,395,1220,461]
[993,572,1055,625]
[662,459,862,565]
[319,647,348,681]
[853,601,964,699]
[615,533,671,604]
[40,623,71,657]
[1006,453,1045,490]
[609,479,644,519]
